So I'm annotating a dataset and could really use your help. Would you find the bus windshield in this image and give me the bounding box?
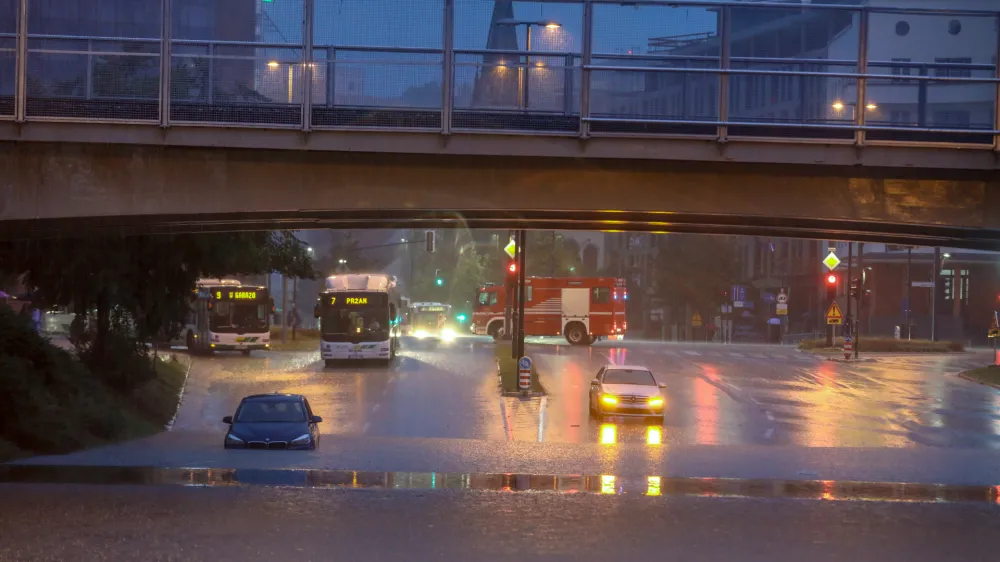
[320,293,389,342]
[412,310,449,329]
[210,301,270,333]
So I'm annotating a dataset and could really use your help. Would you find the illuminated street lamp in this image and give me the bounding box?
[496,18,562,110]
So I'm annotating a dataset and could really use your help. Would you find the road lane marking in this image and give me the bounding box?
[537,396,547,443]
[499,397,512,440]
[764,428,775,440]
[766,411,775,421]
[373,403,381,413]
[729,352,745,358]
[363,422,370,433]
[683,351,700,356]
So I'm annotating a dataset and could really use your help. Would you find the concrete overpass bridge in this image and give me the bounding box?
[1,1,998,247]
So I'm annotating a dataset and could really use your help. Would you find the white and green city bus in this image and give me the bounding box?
[405,302,456,341]
[315,274,401,366]
[182,279,272,355]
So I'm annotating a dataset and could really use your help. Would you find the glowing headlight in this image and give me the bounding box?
[291,434,311,445]
[414,330,428,339]
[648,397,664,408]
[601,394,618,406]
[225,433,244,445]
[441,328,457,341]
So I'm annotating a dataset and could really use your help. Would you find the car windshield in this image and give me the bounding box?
[603,369,655,386]
[235,400,306,423]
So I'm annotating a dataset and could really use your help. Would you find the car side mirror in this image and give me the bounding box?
[658,383,667,389]
[311,415,323,423]
[591,378,600,385]
[222,416,233,424]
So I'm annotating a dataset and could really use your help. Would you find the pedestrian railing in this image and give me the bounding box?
[2,1,997,149]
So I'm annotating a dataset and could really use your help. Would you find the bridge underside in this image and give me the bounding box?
[1,141,998,249]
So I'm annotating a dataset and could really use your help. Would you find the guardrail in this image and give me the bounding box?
[2,0,997,148]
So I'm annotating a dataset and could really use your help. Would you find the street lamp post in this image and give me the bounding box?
[496,19,561,111]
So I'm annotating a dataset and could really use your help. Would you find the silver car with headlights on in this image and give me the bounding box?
[589,365,666,422]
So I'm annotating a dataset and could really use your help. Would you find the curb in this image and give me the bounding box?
[495,360,546,398]
[957,372,1000,391]
[825,357,878,363]
[164,355,194,431]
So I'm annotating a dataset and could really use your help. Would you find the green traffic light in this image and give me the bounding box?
[456,314,467,323]
[436,278,444,286]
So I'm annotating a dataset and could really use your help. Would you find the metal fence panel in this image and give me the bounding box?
[315,0,443,49]
[311,48,443,130]
[0,0,16,119]
[26,37,161,121]
[453,51,579,133]
[24,0,162,121]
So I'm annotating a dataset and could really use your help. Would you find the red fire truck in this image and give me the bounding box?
[472,277,627,345]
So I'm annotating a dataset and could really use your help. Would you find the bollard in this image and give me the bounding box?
[518,356,532,390]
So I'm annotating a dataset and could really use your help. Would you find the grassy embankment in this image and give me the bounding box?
[0,310,188,463]
[268,327,321,351]
[494,341,546,394]
[959,366,1000,388]
[798,337,964,353]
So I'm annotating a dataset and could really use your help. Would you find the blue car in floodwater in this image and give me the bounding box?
[222,393,322,450]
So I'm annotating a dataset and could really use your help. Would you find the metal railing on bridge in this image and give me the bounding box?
[2,0,998,148]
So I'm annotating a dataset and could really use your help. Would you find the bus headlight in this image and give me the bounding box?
[414,330,428,339]
[441,328,457,341]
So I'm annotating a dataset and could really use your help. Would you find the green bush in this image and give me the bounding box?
[798,337,963,353]
[0,308,174,462]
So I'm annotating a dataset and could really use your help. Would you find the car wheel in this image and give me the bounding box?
[324,359,335,368]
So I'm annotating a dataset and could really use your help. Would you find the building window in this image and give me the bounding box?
[526,286,533,302]
[934,57,972,78]
[933,110,970,127]
[890,58,911,83]
[890,110,911,124]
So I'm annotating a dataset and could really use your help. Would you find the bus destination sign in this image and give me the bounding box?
[215,290,260,301]
[329,297,369,305]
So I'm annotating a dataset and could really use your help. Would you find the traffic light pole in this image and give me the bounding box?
[856,242,863,359]
[846,242,853,339]
[515,229,527,360]
[504,230,515,341]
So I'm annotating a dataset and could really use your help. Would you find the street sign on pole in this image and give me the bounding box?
[776,289,788,304]
[691,312,703,327]
[504,238,517,259]
[776,303,788,315]
[826,301,843,325]
[843,335,853,360]
[518,356,533,390]
[823,251,841,271]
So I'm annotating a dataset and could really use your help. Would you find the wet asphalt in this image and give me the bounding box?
[13,336,1000,484]
[6,337,1000,559]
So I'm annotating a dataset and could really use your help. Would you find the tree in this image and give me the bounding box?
[653,234,740,327]
[524,231,582,277]
[0,230,315,387]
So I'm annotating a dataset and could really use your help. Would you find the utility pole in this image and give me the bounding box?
[292,276,298,341]
[280,274,287,344]
[932,247,940,341]
[856,242,863,359]
[905,246,912,340]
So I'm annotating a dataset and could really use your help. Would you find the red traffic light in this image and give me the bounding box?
[826,274,837,285]
[508,262,517,274]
